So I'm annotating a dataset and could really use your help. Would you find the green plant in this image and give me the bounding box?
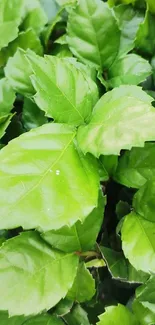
[0,0,155,324]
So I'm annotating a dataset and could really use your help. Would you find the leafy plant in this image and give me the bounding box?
[0,0,155,324]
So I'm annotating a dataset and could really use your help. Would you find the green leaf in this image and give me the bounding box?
[67,262,95,302]
[147,0,155,13]
[100,246,148,283]
[107,54,152,88]
[5,49,34,97]
[114,4,144,57]
[42,191,104,252]
[135,277,155,310]
[77,85,155,156]
[0,114,14,140]
[97,304,138,325]
[133,299,155,325]
[0,28,43,66]
[64,304,91,325]
[114,143,155,188]
[56,0,77,5]
[99,155,118,181]
[86,258,106,268]
[55,299,73,317]
[67,0,120,70]
[0,123,99,231]
[0,312,27,325]
[22,0,48,34]
[0,231,78,316]
[39,0,59,21]
[26,51,98,126]
[0,0,24,50]
[116,201,130,220]
[136,9,155,56]
[22,98,48,130]
[122,212,155,273]
[133,180,155,222]
[0,78,15,117]
[23,314,64,325]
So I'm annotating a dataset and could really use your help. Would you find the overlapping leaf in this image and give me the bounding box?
[0,231,78,316]
[77,86,155,156]
[67,0,120,70]
[97,304,138,325]
[0,123,99,231]
[26,51,98,125]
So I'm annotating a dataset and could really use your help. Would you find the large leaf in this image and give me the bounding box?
[23,314,64,325]
[26,51,98,126]
[0,123,99,231]
[114,143,155,188]
[100,246,148,284]
[67,0,120,70]
[5,49,34,97]
[0,0,24,50]
[136,9,155,56]
[0,231,78,316]
[133,299,155,325]
[133,180,155,222]
[122,212,155,273]
[97,304,138,325]
[67,262,95,302]
[108,54,152,88]
[114,4,144,57]
[77,86,155,156]
[42,191,105,253]
[22,98,48,131]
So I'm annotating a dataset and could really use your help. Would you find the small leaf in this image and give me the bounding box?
[122,212,155,273]
[39,0,60,21]
[42,191,105,252]
[5,49,34,97]
[0,78,15,117]
[97,304,138,325]
[133,180,155,222]
[26,51,98,126]
[135,276,155,311]
[99,155,118,181]
[114,143,155,188]
[86,259,106,268]
[0,231,78,316]
[133,299,155,325]
[64,304,91,325]
[77,85,155,156]
[0,114,14,140]
[0,0,24,50]
[67,262,95,303]
[136,9,155,56]
[22,0,48,34]
[67,0,120,70]
[0,123,99,231]
[55,299,73,317]
[116,201,130,220]
[22,98,48,130]
[100,246,148,284]
[114,4,144,57]
[108,54,152,88]
[147,0,155,13]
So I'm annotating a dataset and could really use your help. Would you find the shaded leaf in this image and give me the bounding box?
[133,180,155,222]
[64,304,91,325]
[136,9,155,56]
[22,98,48,130]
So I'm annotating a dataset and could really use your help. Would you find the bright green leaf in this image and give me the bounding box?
[114,143,155,188]
[147,0,155,13]
[67,0,120,70]
[0,0,24,50]
[122,212,155,273]
[136,9,155,56]
[77,86,155,156]
[42,191,104,252]
[108,54,152,88]
[0,123,99,231]
[22,98,48,130]
[0,231,78,316]
[97,304,138,325]
[5,49,34,97]
[136,276,155,309]
[86,258,106,268]
[133,180,155,222]
[100,246,148,283]
[26,51,98,125]
[114,4,144,57]
[23,0,48,34]
[67,262,95,302]
[133,299,155,325]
